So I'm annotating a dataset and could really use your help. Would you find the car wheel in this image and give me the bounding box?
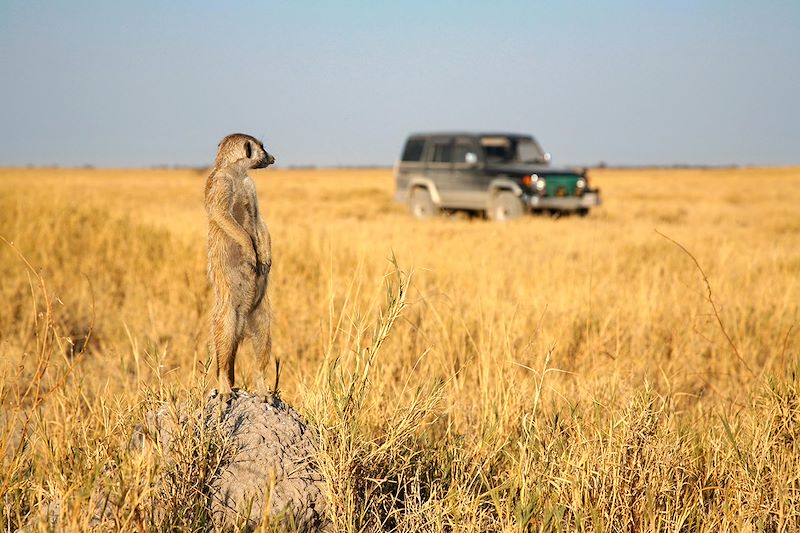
[577,208,589,217]
[488,191,525,221]
[409,187,438,219]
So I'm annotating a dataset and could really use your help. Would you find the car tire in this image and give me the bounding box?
[576,208,589,217]
[488,191,525,221]
[409,187,438,219]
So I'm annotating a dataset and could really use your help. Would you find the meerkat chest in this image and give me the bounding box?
[231,175,258,225]
[241,176,258,199]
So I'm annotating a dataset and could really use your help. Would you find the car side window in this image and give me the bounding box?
[430,141,453,163]
[401,139,425,162]
[453,140,477,164]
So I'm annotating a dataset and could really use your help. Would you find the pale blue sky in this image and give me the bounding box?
[1,1,798,167]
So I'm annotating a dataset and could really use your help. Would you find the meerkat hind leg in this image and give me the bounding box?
[247,302,273,397]
[212,304,242,400]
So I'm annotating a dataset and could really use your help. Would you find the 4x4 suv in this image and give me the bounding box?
[393,132,600,219]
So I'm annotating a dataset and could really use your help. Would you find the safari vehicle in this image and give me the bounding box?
[393,132,600,220]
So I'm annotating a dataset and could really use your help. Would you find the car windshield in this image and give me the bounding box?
[480,136,547,164]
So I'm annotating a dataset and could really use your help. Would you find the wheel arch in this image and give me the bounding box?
[487,177,523,198]
[408,177,442,205]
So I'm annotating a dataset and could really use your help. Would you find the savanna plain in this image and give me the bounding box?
[1,165,799,532]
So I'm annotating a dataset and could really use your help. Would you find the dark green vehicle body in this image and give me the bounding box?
[393,132,601,219]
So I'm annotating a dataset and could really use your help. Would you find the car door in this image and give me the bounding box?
[424,137,456,206]
[394,136,427,202]
[449,137,486,209]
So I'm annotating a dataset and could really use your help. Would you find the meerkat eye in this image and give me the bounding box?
[245,142,252,159]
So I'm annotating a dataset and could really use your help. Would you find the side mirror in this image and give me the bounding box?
[465,152,478,166]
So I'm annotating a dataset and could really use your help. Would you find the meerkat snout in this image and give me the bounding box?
[251,148,274,169]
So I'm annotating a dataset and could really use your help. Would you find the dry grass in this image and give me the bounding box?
[1,165,799,531]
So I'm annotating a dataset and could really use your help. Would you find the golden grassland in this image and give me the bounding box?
[1,165,799,531]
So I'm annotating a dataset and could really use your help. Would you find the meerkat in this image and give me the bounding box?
[205,133,275,396]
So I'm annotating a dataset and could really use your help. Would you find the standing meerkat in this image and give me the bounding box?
[205,133,275,396]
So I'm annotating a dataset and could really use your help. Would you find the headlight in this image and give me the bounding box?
[535,178,546,191]
[576,178,586,189]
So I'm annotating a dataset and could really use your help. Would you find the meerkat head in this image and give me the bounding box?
[214,133,275,170]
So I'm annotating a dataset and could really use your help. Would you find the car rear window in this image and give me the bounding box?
[401,139,425,162]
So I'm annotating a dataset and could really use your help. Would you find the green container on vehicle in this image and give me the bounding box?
[542,175,583,197]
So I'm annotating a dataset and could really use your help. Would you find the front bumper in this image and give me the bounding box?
[525,190,601,211]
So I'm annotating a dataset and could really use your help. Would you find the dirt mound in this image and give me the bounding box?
[134,390,328,531]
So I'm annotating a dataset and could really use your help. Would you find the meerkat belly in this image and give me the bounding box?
[208,227,259,301]
[232,197,260,244]
[252,270,268,308]
[231,196,251,225]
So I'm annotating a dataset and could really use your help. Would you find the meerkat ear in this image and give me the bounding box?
[244,141,252,159]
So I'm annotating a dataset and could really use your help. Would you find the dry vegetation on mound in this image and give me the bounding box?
[1,166,799,531]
